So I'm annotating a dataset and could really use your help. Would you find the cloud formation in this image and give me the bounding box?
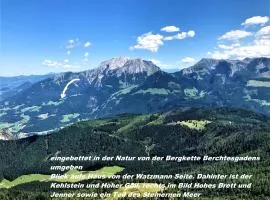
[217,43,240,50]
[42,60,62,67]
[66,38,80,49]
[149,59,169,67]
[241,16,269,26]
[161,26,180,32]
[164,30,195,41]
[83,52,89,61]
[209,16,270,59]
[84,41,91,47]
[178,57,196,69]
[131,26,196,52]
[218,30,252,40]
[256,25,270,38]
[130,32,164,52]
[209,25,270,59]
[181,57,196,64]
[65,39,91,57]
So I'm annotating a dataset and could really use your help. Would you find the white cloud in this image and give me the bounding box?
[83,52,89,62]
[68,39,75,44]
[42,60,62,67]
[130,32,164,52]
[181,57,196,64]
[187,30,195,37]
[208,51,230,59]
[66,38,80,49]
[210,44,270,60]
[84,41,91,47]
[256,25,270,39]
[175,32,188,39]
[209,26,270,60]
[42,59,80,69]
[218,30,252,40]
[131,28,196,52]
[149,59,169,67]
[161,26,180,32]
[241,16,269,26]
[64,59,69,63]
[164,30,195,40]
[179,57,196,68]
[217,43,240,50]
[65,39,91,56]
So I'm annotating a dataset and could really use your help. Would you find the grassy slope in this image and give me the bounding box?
[0,166,123,189]
[177,120,211,130]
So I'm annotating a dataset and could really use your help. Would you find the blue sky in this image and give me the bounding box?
[1,0,269,76]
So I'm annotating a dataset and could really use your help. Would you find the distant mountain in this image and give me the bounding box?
[98,57,270,117]
[0,57,269,138]
[0,57,160,137]
[0,74,53,101]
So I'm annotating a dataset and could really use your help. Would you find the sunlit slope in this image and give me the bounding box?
[0,166,123,189]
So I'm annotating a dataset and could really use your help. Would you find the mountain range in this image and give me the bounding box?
[0,56,269,139]
[0,74,53,101]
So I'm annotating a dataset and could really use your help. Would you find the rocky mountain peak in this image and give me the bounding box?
[97,57,160,75]
[120,58,160,75]
[181,58,222,75]
[99,56,130,70]
[195,58,223,68]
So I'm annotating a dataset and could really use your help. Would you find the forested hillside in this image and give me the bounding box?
[0,107,269,199]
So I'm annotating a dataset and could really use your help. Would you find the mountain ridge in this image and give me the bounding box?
[0,56,269,139]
